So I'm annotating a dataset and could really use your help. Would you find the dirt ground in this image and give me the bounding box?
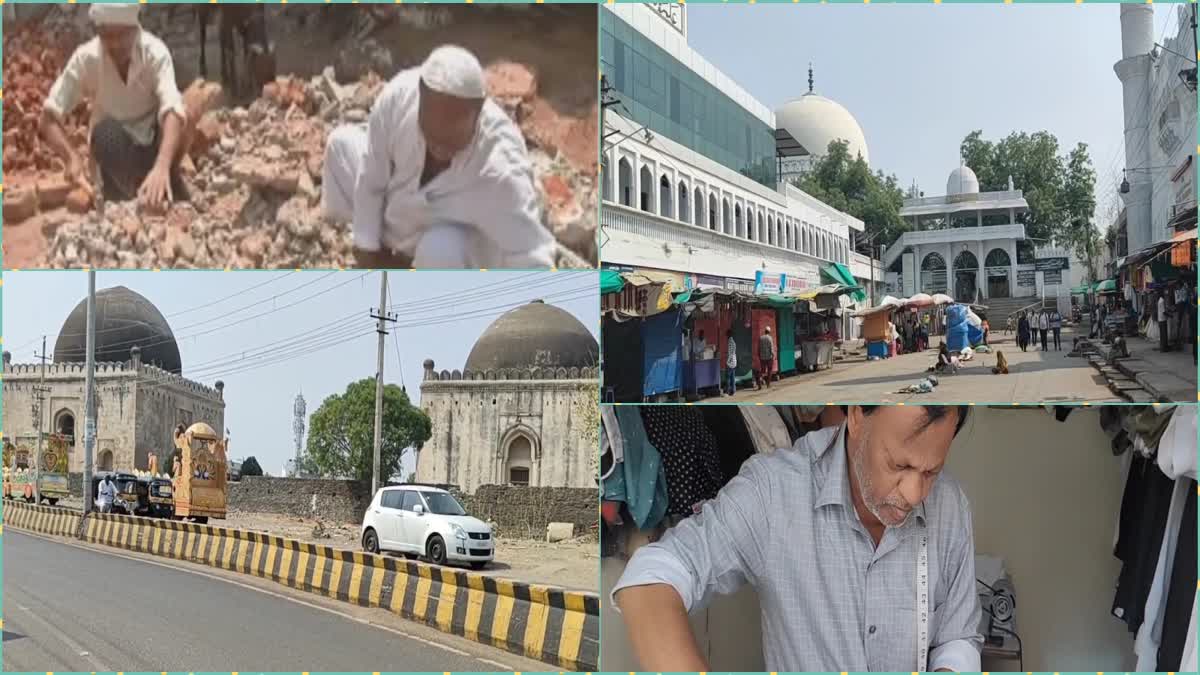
[2,5,598,269]
[55,497,597,592]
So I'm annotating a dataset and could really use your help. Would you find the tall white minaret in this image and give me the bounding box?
[1114,4,1155,254]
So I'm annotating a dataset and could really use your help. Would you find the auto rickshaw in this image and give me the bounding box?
[92,471,146,514]
[171,422,228,524]
[141,475,176,519]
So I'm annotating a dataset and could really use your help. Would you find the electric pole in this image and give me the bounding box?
[369,272,397,497]
[31,336,51,505]
[83,271,97,514]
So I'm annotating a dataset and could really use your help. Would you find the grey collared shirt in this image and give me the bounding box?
[612,424,983,672]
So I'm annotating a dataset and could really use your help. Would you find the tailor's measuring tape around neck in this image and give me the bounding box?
[917,533,930,672]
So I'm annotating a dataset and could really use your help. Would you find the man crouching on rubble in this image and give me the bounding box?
[322,45,558,269]
[40,3,189,209]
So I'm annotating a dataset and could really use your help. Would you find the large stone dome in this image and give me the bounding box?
[774,93,870,165]
[54,286,182,373]
[464,300,597,373]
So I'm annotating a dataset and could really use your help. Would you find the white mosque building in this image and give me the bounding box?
[598,2,885,304]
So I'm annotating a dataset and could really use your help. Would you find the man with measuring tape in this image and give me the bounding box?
[613,405,982,672]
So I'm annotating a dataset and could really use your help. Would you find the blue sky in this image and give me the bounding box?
[687,2,1189,228]
[3,270,599,477]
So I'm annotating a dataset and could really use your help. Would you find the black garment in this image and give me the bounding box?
[1157,481,1197,671]
[1159,320,1170,353]
[1112,455,1177,633]
[90,117,187,202]
[1040,328,1048,351]
[639,407,724,517]
[1052,327,1062,351]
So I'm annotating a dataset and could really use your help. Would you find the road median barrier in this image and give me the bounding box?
[3,500,83,538]
[4,501,598,670]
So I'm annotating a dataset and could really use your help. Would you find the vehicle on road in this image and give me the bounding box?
[361,484,494,570]
[171,422,229,524]
[2,435,71,505]
[141,475,176,519]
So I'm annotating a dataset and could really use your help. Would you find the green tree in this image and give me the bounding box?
[240,456,264,477]
[791,140,909,249]
[959,130,1098,247]
[305,379,432,482]
[1060,143,1100,282]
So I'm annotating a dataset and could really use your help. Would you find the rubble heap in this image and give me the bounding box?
[2,22,95,223]
[33,62,596,269]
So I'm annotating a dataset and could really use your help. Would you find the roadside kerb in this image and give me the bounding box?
[3,500,599,670]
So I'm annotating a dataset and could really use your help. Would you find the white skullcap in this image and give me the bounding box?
[90,3,141,27]
[419,45,486,100]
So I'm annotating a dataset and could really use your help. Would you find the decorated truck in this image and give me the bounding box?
[171,422,229,524]
[2,435,70,505]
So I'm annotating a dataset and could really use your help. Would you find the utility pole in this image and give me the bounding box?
[82,271,97,514]
[32,336,51,504]
[369,272,397,497]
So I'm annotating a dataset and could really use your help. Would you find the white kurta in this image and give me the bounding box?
[44,30,185,146]
[323,68,557,269]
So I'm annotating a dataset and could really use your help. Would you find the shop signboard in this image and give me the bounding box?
[783,275,809,293]
[1035,257,1070,272]
[754,271,784,295]
[726,277,756,293]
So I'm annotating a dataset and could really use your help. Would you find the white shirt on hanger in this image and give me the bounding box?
[1133,477,1190,671]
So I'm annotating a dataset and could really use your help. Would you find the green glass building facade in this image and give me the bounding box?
[600,10,778,189]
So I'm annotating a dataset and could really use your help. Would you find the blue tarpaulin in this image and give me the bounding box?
[945,304,971,352]
[641,310,683,397]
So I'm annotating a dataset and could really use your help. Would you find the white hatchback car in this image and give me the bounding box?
[360,484,494,569]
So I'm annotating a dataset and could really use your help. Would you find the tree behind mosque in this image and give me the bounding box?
[789,139,910,251]
[304,378,432,482]
[959,130,1097,259]
[240,456,264,477]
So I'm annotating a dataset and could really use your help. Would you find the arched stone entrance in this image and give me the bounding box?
[954,250,979,303]
[985,248,1012,298]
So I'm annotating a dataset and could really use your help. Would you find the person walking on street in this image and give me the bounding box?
[1017,312,1030,352]
[1158,291,1171,353]
[757,327,776,389]
[1038,310,1049,351]
[1050,308,1063,351]
[96,475,116,513]
[725,330,737,396]
[1175,282,1189,348]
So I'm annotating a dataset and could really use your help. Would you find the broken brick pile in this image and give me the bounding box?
[2,22,95,224]
[27,60,596,269]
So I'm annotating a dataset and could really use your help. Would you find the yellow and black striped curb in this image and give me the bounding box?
[3,500,84,539]
[4,501,598,670]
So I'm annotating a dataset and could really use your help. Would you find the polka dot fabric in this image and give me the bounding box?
[639,406,725,517]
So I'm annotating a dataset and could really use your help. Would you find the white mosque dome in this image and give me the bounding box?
[946,164,980,196]
[774,93,870,165]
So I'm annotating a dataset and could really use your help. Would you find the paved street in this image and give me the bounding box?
[3,530,544,671]
[729,326,1124,404]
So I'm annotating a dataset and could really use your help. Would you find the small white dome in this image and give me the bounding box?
[774,93,869,165]
[947,164,980,196]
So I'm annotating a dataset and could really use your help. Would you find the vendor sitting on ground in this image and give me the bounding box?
[323,45,558,269]
[41,4,192,209]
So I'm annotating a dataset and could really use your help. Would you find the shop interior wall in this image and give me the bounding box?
[601,558,766,671]
[945,407,1134,671]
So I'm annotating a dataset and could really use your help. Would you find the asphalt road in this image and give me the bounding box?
[3,530,543,671]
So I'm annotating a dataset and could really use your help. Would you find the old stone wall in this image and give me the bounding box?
[133,370,225,473]
[417,380,595,492]
[227,476,372,524]
[223,477,596,540]
[455,484,596,539]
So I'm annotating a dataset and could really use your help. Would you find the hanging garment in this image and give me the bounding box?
[1112,455,1176,633]
[639,407,724,517]
[1125,406,1174,458]
[1158,406,1197,481]
[600,408,668,530]
[1157,483,1197,671]
[741,406,794,454]
[1133,477,1191,670]
[1178,604,1197,673]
